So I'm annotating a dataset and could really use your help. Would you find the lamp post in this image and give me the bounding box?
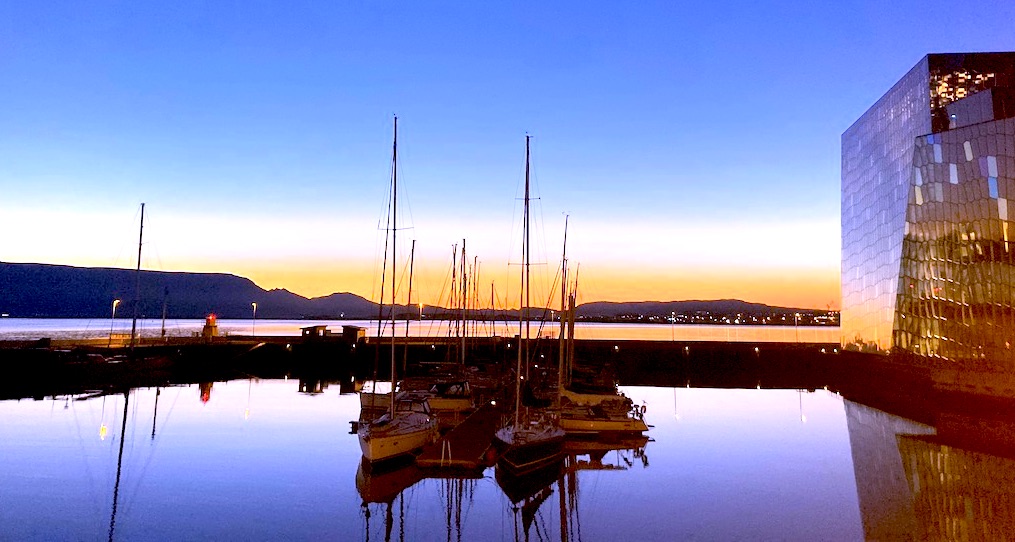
[794,312,800,343]
[108,299,121,347]
[251,302,257,336]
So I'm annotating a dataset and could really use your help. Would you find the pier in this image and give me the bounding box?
[416,403,503,471]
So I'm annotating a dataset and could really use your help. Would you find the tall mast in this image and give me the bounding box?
[450,244,458,340]
[130,202,144,353]
[472,256,479,338]
[404,238,415,376]
[558,215,569,407]
[460,238,467,365]
[390,116,398,417]
[524,135,531,381]
[515,135,531,427]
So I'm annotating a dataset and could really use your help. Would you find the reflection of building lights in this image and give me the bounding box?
[244,408,250,420]
[99,423,108,440]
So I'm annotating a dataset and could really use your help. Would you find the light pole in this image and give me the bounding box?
[108,299,121,347]
[794,312,800,343]
[251,302,257,336]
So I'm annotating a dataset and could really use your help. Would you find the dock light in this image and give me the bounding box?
[614,345,619,352]
[251,302,257,336]
[490,400,496,406]
[108,299,121,347]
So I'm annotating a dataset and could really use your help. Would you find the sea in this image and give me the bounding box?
[4,320,1012,540]
[0,317,841,343]
[3,382,866,540]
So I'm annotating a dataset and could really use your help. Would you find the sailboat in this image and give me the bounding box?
[357,117,439,463]
[557,292,649,436]
[494,135,566,475]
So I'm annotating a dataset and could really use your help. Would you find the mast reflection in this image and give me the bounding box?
[496,436,650,541]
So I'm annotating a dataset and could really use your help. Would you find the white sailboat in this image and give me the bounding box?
[358,117,439,463]
[494,135,565,475]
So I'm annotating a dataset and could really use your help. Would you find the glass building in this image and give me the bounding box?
[842,53,1015,379]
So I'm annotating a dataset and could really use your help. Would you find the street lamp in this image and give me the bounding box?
[108,299,121,347]
[251,302,257,336]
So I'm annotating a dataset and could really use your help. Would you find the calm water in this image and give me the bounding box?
[0,318,840,343]
[4,380,872,541]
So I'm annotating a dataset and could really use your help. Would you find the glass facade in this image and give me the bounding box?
[896,115,1015,367]
[841,58,931,352]
[842,53,1015,364]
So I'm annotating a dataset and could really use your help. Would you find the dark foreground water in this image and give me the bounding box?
[5,378,1015,541]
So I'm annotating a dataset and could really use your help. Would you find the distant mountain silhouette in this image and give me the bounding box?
[576,300,801,317]
[0,262,380,319]
[0,261,827,321]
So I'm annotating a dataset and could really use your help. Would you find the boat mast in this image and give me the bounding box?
[472,256,479,338]
[450,243,457,340]
[390,116,398,417]
[524,136,531,382]
[404,238,415,376]
[160,287,168,339]
[460,238,466,365]
[557,215,568,407]
[130,202,144,353]
[515,135,531,428]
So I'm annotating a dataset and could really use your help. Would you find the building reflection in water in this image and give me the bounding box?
[846,399,1015,540]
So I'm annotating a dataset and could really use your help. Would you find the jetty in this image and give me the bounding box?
[416,403,503,472]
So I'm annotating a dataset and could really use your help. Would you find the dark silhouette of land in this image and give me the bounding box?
[0,261,837,324]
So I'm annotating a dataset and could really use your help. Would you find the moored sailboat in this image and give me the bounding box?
[494,135,565,475]
[557,292,649,436]
[357,117,438,463]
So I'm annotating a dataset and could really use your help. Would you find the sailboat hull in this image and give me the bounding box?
[494,425,565,476]
[558,415,648,436]
[358,413,438,463]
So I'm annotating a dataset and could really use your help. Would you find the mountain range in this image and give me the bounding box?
[0,261,820,320]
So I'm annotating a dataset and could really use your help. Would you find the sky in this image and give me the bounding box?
[3,1,1015,310]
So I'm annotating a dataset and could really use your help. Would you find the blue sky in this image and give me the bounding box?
[3,1,1014,308]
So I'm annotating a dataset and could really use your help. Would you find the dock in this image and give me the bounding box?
[417,403,503,471]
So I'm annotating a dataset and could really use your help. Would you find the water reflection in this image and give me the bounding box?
[846,399,1015,541]
[3,379,1015,540]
